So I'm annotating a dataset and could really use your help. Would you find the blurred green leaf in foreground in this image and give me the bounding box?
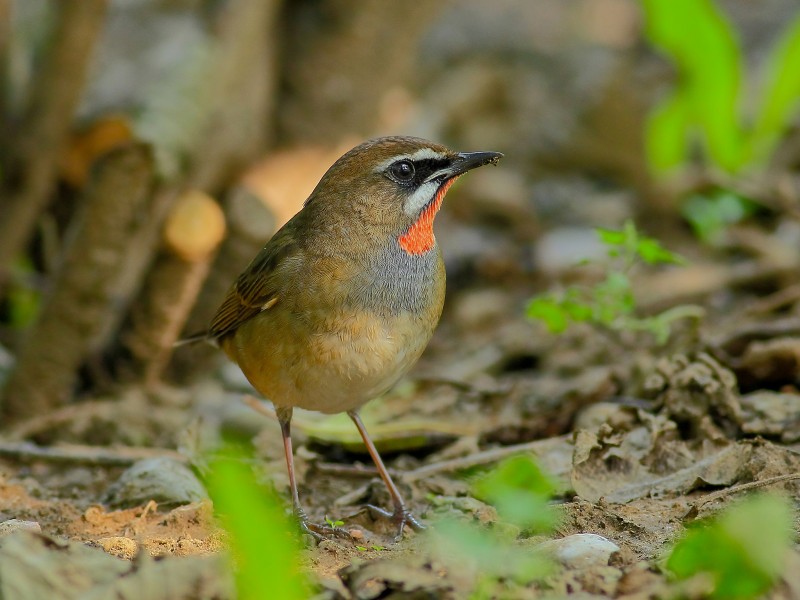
[206,450,309,600]
[643,0,800,174]
[667,494,794,599]
[428,455,558,597]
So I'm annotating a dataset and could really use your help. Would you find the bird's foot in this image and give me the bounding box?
[365,504,426,542]
[294,509,351,543]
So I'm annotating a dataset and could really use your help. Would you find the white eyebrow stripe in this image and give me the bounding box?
[374,148,449,172]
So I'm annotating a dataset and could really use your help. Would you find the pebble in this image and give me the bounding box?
[535,226,607,273]
[105,457,208,508]
[97,536,139,560]
[537,533,620,569]
[0,519,41,537]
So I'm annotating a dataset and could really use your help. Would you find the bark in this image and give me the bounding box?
[0,0,108,282]
[1,144,155,422]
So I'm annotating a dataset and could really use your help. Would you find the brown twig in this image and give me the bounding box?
[691,473,800,512]
[0,441,186,467]
[0,0,108,280]
[5,399,117,441]
[402,435,572,482]
[172,188,276,381]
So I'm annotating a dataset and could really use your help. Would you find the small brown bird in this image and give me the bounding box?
[196,136,501,539]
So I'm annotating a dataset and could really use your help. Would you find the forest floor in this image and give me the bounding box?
[0,247,799,599]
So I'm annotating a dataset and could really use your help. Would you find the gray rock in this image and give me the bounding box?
[0,519,41,538]
[105,457,207,508]
[538,533,620,569]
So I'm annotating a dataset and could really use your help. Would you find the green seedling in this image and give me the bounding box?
[527,220,700,344]
[325,516,344,529]
[355,546,367,552]
[667,494,794,599]
[681,189,759,244]
[206,449,309,600]
[643,0,800,174]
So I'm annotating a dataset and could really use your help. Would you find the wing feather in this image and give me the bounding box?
[208,229,298,340]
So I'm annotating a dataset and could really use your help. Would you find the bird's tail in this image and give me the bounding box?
[173,331,213,348]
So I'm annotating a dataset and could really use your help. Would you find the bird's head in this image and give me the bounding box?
[303,136,503,255]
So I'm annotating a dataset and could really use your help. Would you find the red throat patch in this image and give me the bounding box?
[398,177,459,255]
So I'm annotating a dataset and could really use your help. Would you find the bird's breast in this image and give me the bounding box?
[223,241,446,413]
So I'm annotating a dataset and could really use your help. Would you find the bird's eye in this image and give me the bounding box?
[388,160,415,183]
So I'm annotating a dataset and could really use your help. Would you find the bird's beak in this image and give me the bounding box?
[423,150,504,183]
[450,151,503,176]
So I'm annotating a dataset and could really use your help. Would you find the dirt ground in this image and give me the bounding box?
[0,264,799,599]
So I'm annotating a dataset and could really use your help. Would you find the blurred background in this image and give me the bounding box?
[1,0,799,436]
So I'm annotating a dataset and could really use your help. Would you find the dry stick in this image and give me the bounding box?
[103,0,280,366]
[1,144,155,421]
[172,188,276,380]
[124,191,226,386]
[5,399,119,441]
[0,0,108,280]
[692,473,800,511]
[402,435,572,482]
[0,441,185,467]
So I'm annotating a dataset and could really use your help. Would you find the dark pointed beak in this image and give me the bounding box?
[449,150,503,177]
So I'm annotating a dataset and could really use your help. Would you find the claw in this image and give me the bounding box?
[365,504,426,541]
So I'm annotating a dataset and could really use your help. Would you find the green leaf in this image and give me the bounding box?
[596,227,627,247]
[642,0,746,172]
[751,13,800,164]
[645,90,691,173]
[635,238,684,265]
[682,190,758,243]
[526,298,569,333]
[471,455,558,533]
[206,451,309,600]
[429,518,553,585]
[667,494,793,599]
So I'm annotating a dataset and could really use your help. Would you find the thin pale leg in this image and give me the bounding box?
[277,406,347,541]
[347,410,425,540]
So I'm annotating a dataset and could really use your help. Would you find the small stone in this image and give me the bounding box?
[0,519,41,537]
[105,457,208,508]
[349,528,364,540]
[538,533,620,569]
[535,226,607,273]
[97,536,138,560]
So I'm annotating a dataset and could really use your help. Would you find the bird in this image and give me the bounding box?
[188,136,502,540]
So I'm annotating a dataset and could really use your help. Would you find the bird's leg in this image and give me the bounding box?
[347,410,426,540]
[277,407,348,541]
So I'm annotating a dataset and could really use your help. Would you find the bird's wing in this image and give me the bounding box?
[208,229,299,340]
